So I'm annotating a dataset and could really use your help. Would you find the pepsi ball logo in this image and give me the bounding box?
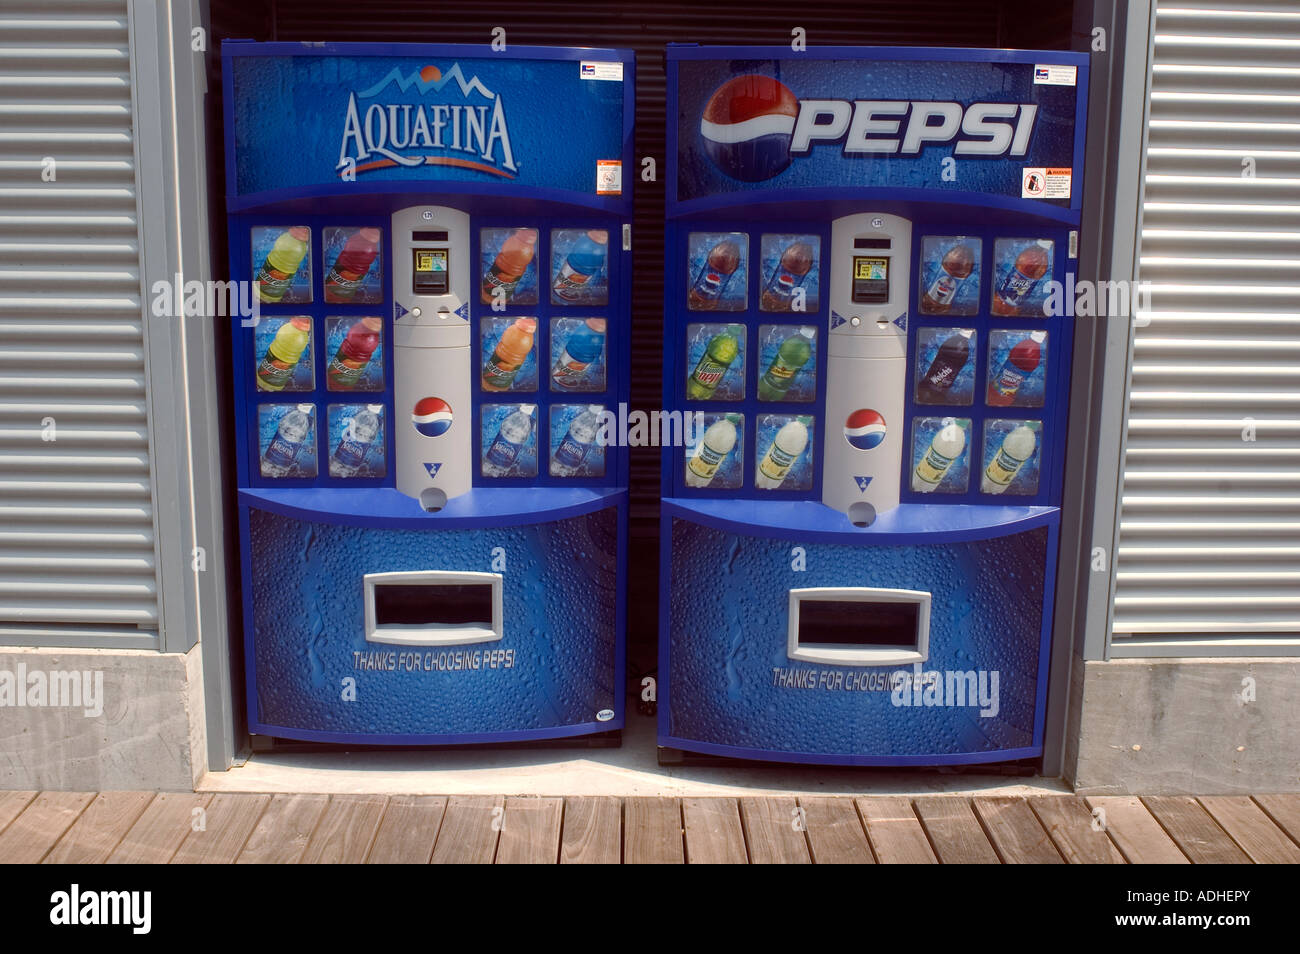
[412,397,453,438]
[700,74,798,182]
[844,409,887,450]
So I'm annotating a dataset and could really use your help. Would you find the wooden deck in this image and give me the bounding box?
[1,791,1297,863]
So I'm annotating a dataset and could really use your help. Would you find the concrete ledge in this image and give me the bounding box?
[0,645,204,791]
[1069,657,1300,795]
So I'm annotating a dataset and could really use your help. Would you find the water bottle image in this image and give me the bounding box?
[912,419,967,493]
[552,230,608,303]
[685,414,740,488]
[755,416,812,490]
[551,405,605,477]
[330,406,382,478]
[261,405,313,478]
[551,318,607,390]
[983,423,1039,494]
[482,404,536,477]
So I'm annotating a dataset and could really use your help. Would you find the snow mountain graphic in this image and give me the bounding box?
[357,64,495,100]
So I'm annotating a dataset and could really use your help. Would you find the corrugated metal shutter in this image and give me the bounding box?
[1115,2,1300,644]
[0,0,158,645]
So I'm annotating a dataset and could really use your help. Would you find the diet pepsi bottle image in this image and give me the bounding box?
[329,407,381,478]
[482,404,536,478]
[551,405,604,477]
[916,331,973,403]
[261,406,312,478]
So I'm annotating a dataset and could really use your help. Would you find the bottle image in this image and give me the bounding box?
[261,406,312,477]
[983,424,1038,494]
[921,244,975,314]
[323,228,381,303]
[760,242,814,311]
[551,405,605,477]
[755,416,812,490]
[553,230,608,302]
[991,244,1050,315]
[481,317,537,391]
[688,240,741,310]
[551,318,606,389]
[255,226,310,303]
[330,407,381,478]
[916,330,973,403]
[326,316,383,390]
[685,415,740,488]
[482,404,536,477]
[255,317,311,392]
[686,324,743,400]
[912,421,967,492]
[758,327,815,401]
[480,229,538,304]
[987,334,1044,406]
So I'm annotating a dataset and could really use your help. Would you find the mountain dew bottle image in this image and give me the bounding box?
[758,327,814,401]
[330,407,381,478]
[686,324,742,400]
[912,420,966,493]
[983,424,1038,494]
[256,226,309,303]
[685,414,740,488]
[551,405,604,477]
[755,416,811,490]
[551,319,607,389]
[255,317,311,391]
[482,404,536,477]
[553,230,608,302]
[261,406,312,478]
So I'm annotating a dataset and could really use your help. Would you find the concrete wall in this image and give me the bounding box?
[1066,656,1300,795]
[0,646,206,791]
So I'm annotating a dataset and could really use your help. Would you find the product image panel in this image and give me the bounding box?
[481,403,539,479]
[322,226,384,304]
[990,238,1055,317]
[252,225,311,304]
[987,330,1048,407]
[982,419,1043,496]
[759,233,820,313]
[254,316,313,392]
[914,327,975,406]
[480,316,538,393]
[910,416,972,494]
[550,404,607,478]
[687,231,748,312]
[550,317,607,392]
[258,402,317,479]
[327,403,386,478]
[480,227,540,306]
[756,325,817,402]
[755,414,814,491]
[551,228,610,306]
[324,316,384,392]
[917,236,981,316]
[685,323,745,401]
[684,412,744,490]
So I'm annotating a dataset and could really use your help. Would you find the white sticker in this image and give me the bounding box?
[1069,230,1079,258]
[1022,166,1072,199]
[596,708,615,722]
[1033,64,1077,86]
[580,61,623,82]
[596,159,622,196]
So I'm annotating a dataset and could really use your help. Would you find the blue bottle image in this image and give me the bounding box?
[552,230,608,303]
[551,404,605,476]
[552,318,607,390]
[482,404,537,478]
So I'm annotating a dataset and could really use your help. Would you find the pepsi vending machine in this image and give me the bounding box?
[661,46,1088,765]
[224,42,633,744]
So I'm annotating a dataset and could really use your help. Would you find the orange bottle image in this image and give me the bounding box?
[481,317,537,391]
[480,229,538,304]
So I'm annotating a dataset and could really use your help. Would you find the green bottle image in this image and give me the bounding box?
[686,324,743,400]
[757,326,815,401]
[256,226,310,303]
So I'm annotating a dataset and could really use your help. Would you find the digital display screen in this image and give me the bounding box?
[852,255,890,303]
[854,238,892,249]
[411,230,449,241]
[412,247,449,296]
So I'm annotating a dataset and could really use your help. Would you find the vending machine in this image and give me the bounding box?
[223,42,633,745]
[661,46,1088,765]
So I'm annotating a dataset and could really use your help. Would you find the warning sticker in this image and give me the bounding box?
[1022,167,1072,199]
[596,160,622,196]
[1033,64,1077,86]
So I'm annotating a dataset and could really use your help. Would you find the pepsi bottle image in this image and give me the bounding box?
[760,242,814,311]
[916,331,972,403]
[688,240,741,310]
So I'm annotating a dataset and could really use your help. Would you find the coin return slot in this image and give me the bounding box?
[787,587,929,666]
[365,571,502,646]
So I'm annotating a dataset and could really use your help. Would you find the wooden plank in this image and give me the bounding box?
[1142,796,1251,864]
[1029,797,1125,864]
[171,794,270,864]
[496,797,564,864]
[236,793,330,864]
[1084,796,1189,864]
[799,797,874,864]
[0,792,37,836]
[624,797,683,865]
[107,793,213,864]
[856,797,937,864]
[560,796,621,864]
[366,795,447,864]
[43,791,154,865]
[1253,794,1300,846]
[0,792,94,864]
[1199,796,1300,865]
[972,797,1063,864]
[430,795,503,864]
[914,798,1001,864]
[299,794,387,864]
[683,797,748,864]
[739,797,810,864]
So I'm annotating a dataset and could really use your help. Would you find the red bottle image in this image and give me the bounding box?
[987,335,1043,406]
[991,244,1050,315]
[921,244,975,314]
[324,228,382,303]
[327,316,383,390]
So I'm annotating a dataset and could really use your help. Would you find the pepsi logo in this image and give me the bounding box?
[412,397,453,438]
[700,74,798,182]
[844,409,887,450]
